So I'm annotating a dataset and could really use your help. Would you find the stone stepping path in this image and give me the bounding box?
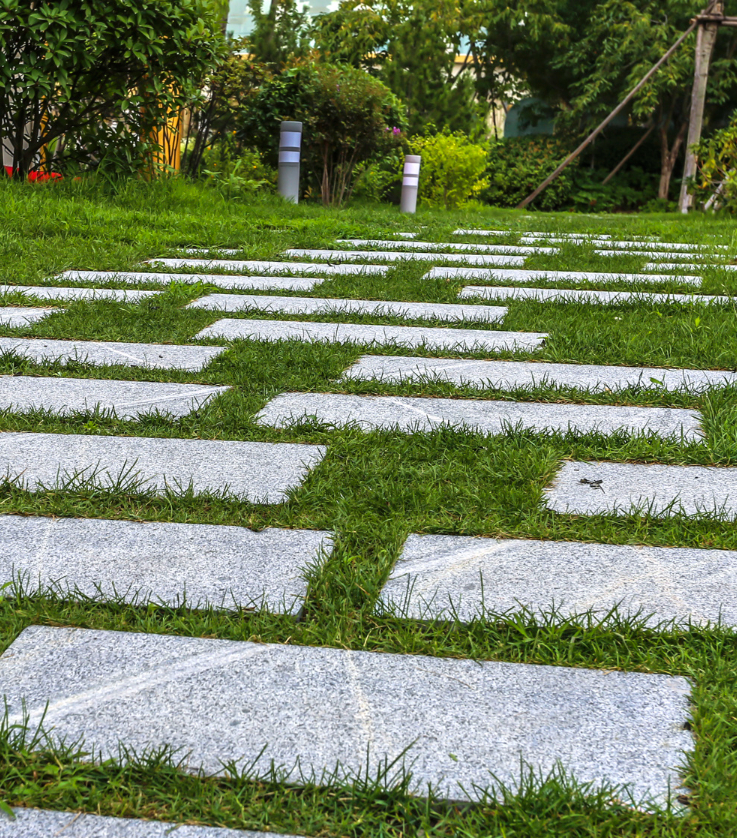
[0,433,325,501]
[0,626,693,805]
[0,308,54,326]
[61,271,325,292]
[342,355,737,393]
[285,248,527,266]
[0,807,298,837]
[452,229,724,251]
[379,533,737,628]
[459,285,728,305]
[336,238,559,255]
[148,259,389,276]
[426,267,702,285]
[546,460,737,518]
[195,319,546,352]
[0,515,330,614]
[0,376,228,420]
[0,337,225,371]
[0,285,158,302]
[596,249,708,260]
[256,393,701,439]
[645,261,737,273]
[188,294,507,323]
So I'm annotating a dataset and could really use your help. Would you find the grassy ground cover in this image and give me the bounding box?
[0,177,736,836]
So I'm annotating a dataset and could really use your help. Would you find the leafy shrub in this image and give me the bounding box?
[201,147,276,198]
[407,130,488,209]
[690,114,737,212]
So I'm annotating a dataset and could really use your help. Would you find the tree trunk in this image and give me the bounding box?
[658,119,688,201]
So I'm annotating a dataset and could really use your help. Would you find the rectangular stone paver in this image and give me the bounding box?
[452,230,723,251]
[0,308,55,326]
[545,460,737,519]
[458,285,729,305]
[256,393,701,439]
[379,533,737,628]
[188,294,507,323]
[0,285,158,302]
[0,808,300,837]
[61,271,325,292]
[342,355,737,393]
[336,238,558,254]
[195,319,546,352]
[0,626,693,806]
[0,515,330,614]
[147,259,389,276]
[645,261,737,272]
[596,250,705,260]
[0,338,225,371]
[0,433,325,502]
[425,267,702,285]
[285,248,527,266]
[0,377,229,420]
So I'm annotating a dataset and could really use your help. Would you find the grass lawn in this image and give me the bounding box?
[1,177,737,836]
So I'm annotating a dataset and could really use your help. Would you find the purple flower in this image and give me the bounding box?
[392,127,401,135]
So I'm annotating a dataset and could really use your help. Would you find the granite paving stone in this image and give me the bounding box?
[195,319,546,352]
[0,337,225,371]
[0,433,325,502]
[0,808,302,837]
[0,285,158,302]
[147,259,389,276]
[336,238,558,254]
[644,261,737,272]
[0,307,55,326]
[255,393,701,439]
[342,355,737,393]
[284,248,527,266]
[0,626,693,806]
[0,515,331,614]
[379,533,737,627]
[187,294,507,323]
[61,271,325,291]
[451,230,723,251]
[545,460,737,518]
[595,250,706,260]
[425,267,702,285]
[0,377,229,420]
[458,285,729,305]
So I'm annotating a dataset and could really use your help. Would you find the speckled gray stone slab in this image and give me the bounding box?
[0,515,330,614]
[61,271,325,291]
[195,319,545,352]
[256,393,701,439]
[336,238,558,255]
[0,626,693,806]
[0,433,325,502]
[596,249,704,260]
[425,267,702,285]
[342,355,737,394]
[0,377,228,420]
[645,261,737,272]
[285,248,526,266]
[0,808,301,837]
[546,460,737,518]
[187,294,507,323]
[458,285,729,305]
[0,285,158,302]
[0,307,54,326]
[379,533,737,628]
[452,230,722,251]
[147,259,389,276]
[0,338,225,371]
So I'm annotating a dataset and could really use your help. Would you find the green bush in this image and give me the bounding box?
[690,113,737,212]
[409,131,488,209]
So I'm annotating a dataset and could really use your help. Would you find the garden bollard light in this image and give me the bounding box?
[278,121,302,203]
[400,154,421,213]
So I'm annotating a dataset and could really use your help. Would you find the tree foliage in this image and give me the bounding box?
[246,0,310,70]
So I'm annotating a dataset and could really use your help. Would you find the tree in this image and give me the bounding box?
[246,0,310,69]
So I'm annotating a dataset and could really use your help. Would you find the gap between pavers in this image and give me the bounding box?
[0,338,225,371]
[255,392,702,440]
[0,808,303,837]
[0,285,159,302]
[458,285,729,305]
[0,626,693,807]
[335,238,558,255]
[425,267,702,285]
[0,308,55,326]
[187,294,507,324]
[0,515,331,615]
[284,249,527,266]
[147,259,389,276]
[0,433,325,502]
[342,355,737,394]
[195,319,546,352]
[545,460,737,518]
[379,533,737,628]
[0,377,229,420]
[61,271,325,292]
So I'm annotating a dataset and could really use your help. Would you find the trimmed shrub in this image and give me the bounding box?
[409,130,488,209]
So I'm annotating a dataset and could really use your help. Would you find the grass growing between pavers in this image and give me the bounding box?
[1,177,737,835]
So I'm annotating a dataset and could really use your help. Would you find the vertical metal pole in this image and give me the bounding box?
[278,120,302,203]
[400,154,421,213]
